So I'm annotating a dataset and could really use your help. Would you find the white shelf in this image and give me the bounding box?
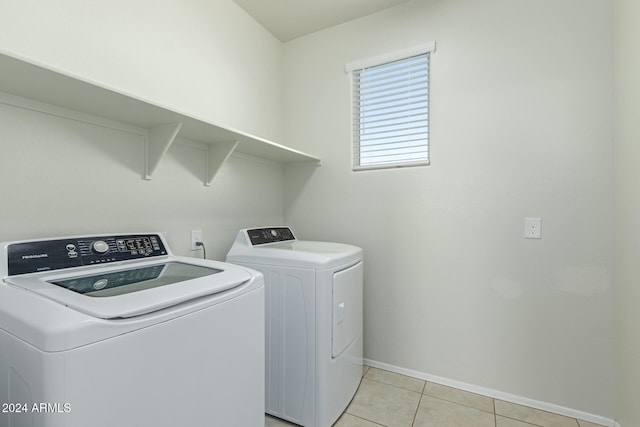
[0,51,320,185]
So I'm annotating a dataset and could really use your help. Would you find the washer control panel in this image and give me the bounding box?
[246,227,296,246]
[7,234,168,276]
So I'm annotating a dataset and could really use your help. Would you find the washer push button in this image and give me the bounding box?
[66,243,78,258]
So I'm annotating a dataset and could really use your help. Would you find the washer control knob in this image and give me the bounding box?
[92,240,110,254]
[270,229,278,237]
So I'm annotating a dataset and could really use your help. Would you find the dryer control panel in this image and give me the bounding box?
[7,234,168,276]
[246,227,296,245]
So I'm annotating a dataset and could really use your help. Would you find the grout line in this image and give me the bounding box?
[495,400,586,427]
[362,364,598,427]
[496,414,557,427]
[362,375,423,396]
[344,413,387,427]
[366,367,498,416]
[420,391,496,416]
[364,367,425,395]
[422,381,496,415]
[494,408,586,427]
[410,393,423,427]
[364,359,613,427]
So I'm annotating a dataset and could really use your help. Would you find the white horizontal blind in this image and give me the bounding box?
[352,52,430,170]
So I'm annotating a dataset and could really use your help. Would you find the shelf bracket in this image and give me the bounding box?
[145,122,183,180]
[205,140,239,186]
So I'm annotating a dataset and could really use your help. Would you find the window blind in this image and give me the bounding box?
[351,50,430,170]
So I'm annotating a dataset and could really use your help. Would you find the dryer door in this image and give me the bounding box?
[332,261,363,358]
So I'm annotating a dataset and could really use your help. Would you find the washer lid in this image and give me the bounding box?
[227,240,362,269]
[4,258,253,319]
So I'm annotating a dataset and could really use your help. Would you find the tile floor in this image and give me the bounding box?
[264,366,607,427]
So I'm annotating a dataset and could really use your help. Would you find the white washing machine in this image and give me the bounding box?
[226,227,363,427]
[0,233,264,427]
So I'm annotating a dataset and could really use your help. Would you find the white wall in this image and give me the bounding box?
[0,0,620,421]
[614,0,640,425]
[0,98,284,259]
[0,0,287,257]
[0,0,284,142]
[284,0,615,418]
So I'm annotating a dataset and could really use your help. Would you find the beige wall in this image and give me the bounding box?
[614,0,640,425]
[284,0,615,419]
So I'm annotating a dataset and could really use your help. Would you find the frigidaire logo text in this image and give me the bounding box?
[21,254,49,259]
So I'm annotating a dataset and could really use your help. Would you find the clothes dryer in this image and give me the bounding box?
[226,227,363,427]
[0,233,264,427]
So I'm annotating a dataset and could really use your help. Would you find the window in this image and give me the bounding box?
[347,43,435,170]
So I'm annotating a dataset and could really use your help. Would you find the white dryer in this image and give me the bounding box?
[226,227,363,427]
[0,233,264,427]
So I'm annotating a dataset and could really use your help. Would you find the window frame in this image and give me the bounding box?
[346,42,436,171]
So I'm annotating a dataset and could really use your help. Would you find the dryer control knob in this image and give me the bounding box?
[92,240,110,254]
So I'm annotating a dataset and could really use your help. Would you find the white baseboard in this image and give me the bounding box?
[363,358,617,427]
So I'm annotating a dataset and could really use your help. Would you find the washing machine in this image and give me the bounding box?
[0,233,264,427]
[226,227,363,427]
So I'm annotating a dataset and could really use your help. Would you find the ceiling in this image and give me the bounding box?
[232,0,411,42]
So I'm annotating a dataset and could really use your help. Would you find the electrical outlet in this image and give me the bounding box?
[191,230,203,250]
[524,218,542,239]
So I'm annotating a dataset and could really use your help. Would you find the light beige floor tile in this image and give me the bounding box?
[577,420,607,427]
[413,395,495,427]
[495,400,579,427]
[364,367,425,393]
[363,365,371,377]
[333,413,384,427]
[345,378,421,427]
[496,415,539,427]
[265,415,298,426]
[423,382,494,413]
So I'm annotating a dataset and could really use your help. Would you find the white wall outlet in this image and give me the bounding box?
[191,230,203,250]
[524,218,542,239]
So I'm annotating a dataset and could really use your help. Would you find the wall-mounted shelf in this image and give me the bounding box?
[0,50,320,185]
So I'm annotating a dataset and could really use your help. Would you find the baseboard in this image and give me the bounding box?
[364,358,616,427]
